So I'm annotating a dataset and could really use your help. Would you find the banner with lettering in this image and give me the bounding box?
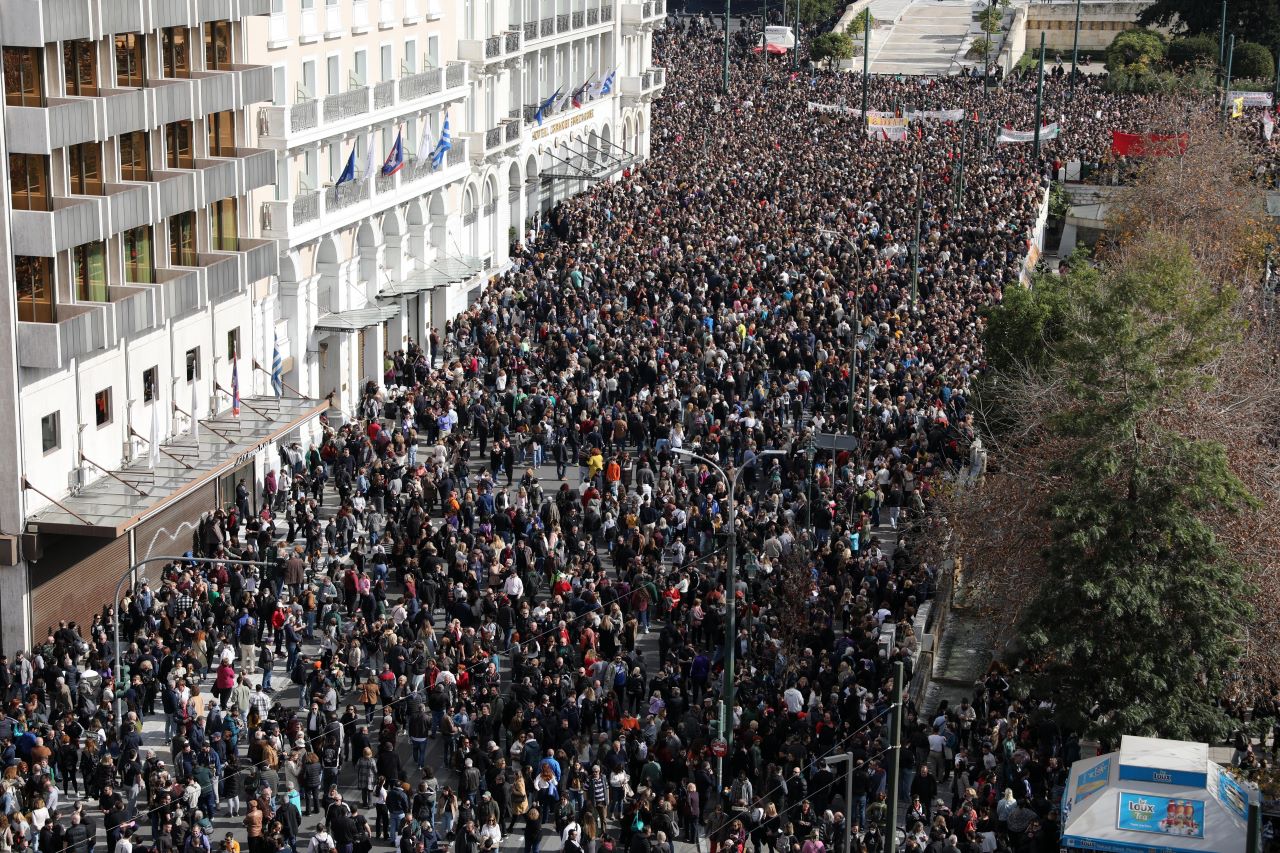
[807,101,859,114]
[1116,793,1205,839]
[1229,90,1274,108]
[867,114,910,127]
[866,125,910,141]
[997,123,1060,144]
[906,109,965,121]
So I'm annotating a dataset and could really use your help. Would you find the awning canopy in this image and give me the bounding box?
[26,395,328,538]
[1061,736,1261,853]
[378,255,484,299]
[314,302,402,333]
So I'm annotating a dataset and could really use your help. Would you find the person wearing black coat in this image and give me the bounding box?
[376,741,404,785]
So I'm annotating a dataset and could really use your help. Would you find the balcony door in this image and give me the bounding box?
[64,40,98,96]
[169,210,196,266]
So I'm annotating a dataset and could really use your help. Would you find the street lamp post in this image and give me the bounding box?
[672,447,785,795]
[1068,0,1081,90]
[112,554,272,725]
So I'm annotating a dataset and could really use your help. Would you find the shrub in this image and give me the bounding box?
[1232,41,1275,79]
[1167,34,1218,67]
[1105,28,1166,75]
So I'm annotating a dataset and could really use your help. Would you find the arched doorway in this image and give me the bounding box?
[462,185,478,257]
[524,154,540,228]
[481,177,496,260]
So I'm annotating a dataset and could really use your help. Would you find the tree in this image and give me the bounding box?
[1012,233,1254,744]
[1232,41,1275,78]
[1105,28,1167,75]
[810,31,854,69]
[797,0,836,26]
[1139,0,1280,61]
[844,8,874,35]
[1166,34,1219,66]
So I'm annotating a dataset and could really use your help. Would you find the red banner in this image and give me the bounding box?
[1110,131,1189,157]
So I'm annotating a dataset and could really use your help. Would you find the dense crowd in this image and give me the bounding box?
[6,17,1266,853]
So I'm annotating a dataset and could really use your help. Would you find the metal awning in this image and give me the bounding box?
[378,255,485,299]
[25,395,328,538]
[314,302,402,333]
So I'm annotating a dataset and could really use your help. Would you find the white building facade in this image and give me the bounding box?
[244,0,665,411]
[0,0,329,653]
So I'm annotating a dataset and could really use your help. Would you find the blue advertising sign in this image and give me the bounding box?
[1117,793,1205,839]
[1216,770,1249,821]
[1077,758,1111,806]
[1062,835,1207,853]
[1117,765,1207,788]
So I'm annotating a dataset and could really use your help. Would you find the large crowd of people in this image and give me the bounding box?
[5,16,1278,853]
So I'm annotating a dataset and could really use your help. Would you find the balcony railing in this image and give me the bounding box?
[323,87,370,122]
[504,118,522,142]
[541,17,554,36]
[294,190,321,225]
[485,35,502,58]
[374,80,396,109]
[148,266,206,320]
[572,10,584,27]
[400,67,443,101]
[506,30,521,52]
[329,180,369,212]
[587,7,599,24]
[557,12,570,31]
[484,127,502,149]
[601,5,612,20]
[286,99,316,133]
[18,304,111,370]
[112,285,161,338]
[447,144,467,167]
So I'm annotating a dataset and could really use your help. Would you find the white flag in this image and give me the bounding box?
[190,380,200,443]
[416,116,434,162]
[363,133,376,181]
[149,399,161,469]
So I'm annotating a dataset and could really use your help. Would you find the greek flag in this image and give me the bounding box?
[599,70,616,96]
[431,116,452,169]
[271,331,283,397]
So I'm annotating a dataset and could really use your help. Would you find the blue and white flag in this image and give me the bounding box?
[599,70,616,96]
[335,147,356,185]
[381,129,405,175]
[271,331,283,398]
[431,115,452,169]
[534,87,562,125]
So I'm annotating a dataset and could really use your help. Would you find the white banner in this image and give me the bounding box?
[807,104,967,122]
[997,122,1060,144]
[866,125,909,141]
[1230,91,1274,108]
[906,109,965,121]
[1264,112,1274,142]
[808,101,859,114]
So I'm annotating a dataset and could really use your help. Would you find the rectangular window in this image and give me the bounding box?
[165,120,193,168]
[9,153,50,212]
[204,21,231,70]
[227,327,240,360]
[73,241,108,303]
[207,110,235,156]
[15,256,54,323]
[119,129,150,181]
[169,210,196,266]
[162,27,190,78]
[68,142,103,195]
[142,366,158,403]
[63,40,98,96]
[210,196,238,250]
[186,347,201,381]
[4,47,44,107]
[124,224,154,283]
[404,40,417,73]
[94,388,112,427]
[114,33,146,87]
[41,412,60,454]
[326,55,339,95]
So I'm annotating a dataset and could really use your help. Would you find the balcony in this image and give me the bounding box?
[101,0,143,33]
[192,158,239,205]
[506,30,522,52]
[467,121,522,162]
[587,6,599,24]
[110,285,162,339]
[323,87,370,123]
[622,0,665,28]
[290,99,319,133]
[228,147,277,195]
[373,80,395,110]
[460,33,520,66]
[154,0,194,30]
[194,71,237,116]
[233,64,274,107]
[150,78,197,126]
[620,67,666,103]
[400,67,444,101]
[177,252,241,302]
[557,12,570,32]
[523,20,538,40]
[4,98,96,154]
[601,4,613,21]
[101,88,151,139]
[141,266,207,319]
[0,0,92,47]
[541,17,554,36]
[151,170,199,219]
[572,10,584,28]
[11,197,106,257]
[196,0,234,23]
[102,182,152,235]
[18,304,112,370]
[224,237,278,284]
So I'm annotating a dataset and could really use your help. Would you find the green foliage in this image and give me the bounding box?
[1106,28,1167,76]
[810,31,855,68]
[1004,238,1256,744]
[844,8,874,35]
[1139,0,1280,63]
[967,37,993,61]
[1048,181,1070,221]
[798,0,836,26]
[1232,41,1275,79]
[1104,63,1215,94]
[978,5,1002,33]
[1167,34,1218,66]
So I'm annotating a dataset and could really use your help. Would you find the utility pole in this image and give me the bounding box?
[825,753,857,853]
[955,117,966,208]
[722,0,730,94]
[861,15,870,126]
[1218,1,1228,79]
[1223,34,1236,119]
[1069,0,1081,90]
[884,661,905,853]
[793,0,800,69]
[910,169,922,304]
[983,0,993,91]
[1033,32,1046,160]
[847,299,859,432]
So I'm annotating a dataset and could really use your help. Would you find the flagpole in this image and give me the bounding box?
[792,0,800,69]
[860,18,869,126]
[722,0,730,94]
[1069,0,1081,91]
[1218,0,1228,83]
[1033,32,1045,160]
[1222,33,1235,120]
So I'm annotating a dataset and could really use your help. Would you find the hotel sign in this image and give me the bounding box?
[531,108,595,142]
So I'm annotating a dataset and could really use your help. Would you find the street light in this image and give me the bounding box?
[112,554,272,726]
[671,446,785,793]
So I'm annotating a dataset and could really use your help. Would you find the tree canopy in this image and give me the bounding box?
[1138,0,1280,58]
